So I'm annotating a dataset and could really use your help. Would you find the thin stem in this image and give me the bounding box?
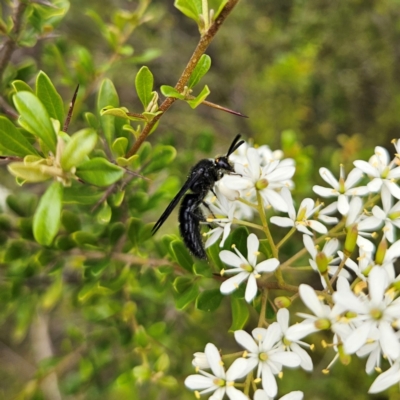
[276,226,297,249]
[329,253,348,285]
[258,289,268,327]
[0,1,27,83]
[256,191,277,257]
[280,220,346,269]
[125,0,241,157]
[232,218,264,231]
[237,197,258,210]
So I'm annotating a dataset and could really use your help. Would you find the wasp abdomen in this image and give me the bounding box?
[179,194,207,259]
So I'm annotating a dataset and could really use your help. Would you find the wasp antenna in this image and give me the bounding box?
[226,134,245,156]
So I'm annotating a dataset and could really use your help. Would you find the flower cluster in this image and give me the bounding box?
[185,141,400,398]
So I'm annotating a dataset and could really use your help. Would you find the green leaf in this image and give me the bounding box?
[36,71,65,126]
[127,217,142,247]
[97,79,119,146]
[97,202,112,224]
[229,297,249,332]
[13,91,57,153]
[60,128,97,171]
[144,145,177,174]
[71,231,98,247]
[193,260,212,277]
[224,226,249,257]
[207,240,225,271]
[76,158,124,186]
[85,112,99,129]
[196,289,223,312]
[188,54,211,88]
[33,181,63,246]
[170,240,194,272]
[61,210,81,233]
[0,116,39,157]
[186,85,210,109]
[174,0,201,23]
[101,106,145,122]
[116,154,139,168]
[173,277,199,310]
[7,162,52,183]
[111,137,128,157]
[12,80,33,93]
[160,85,185,99]
[63,185,103,204]
[135,66,154,109]
[211,0,229,18]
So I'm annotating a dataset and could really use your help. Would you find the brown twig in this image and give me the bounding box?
[0,1,27,83]
[63,84,79,132]
[125,0,240,158]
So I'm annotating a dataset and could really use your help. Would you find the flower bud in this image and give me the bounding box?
[255,179,268,190]
[314,318,331,330]
[338,344,351,366]
[375,238,388,265]
[274,296,291,309]
[344,224,358,256]
[316,251,328,274]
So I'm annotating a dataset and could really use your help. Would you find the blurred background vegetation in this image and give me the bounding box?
[1,0,399,398]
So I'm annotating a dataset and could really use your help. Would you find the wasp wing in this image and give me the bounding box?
[151,167,206,235]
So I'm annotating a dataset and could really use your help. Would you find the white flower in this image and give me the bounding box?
[270,188,327,235]
[374,239,400,282]
[354,146,400,199]
[366,185,400,243]
[369,360,400,394]
[234,323,301,398]
[276,308,313,371]
[313,165,369,215]
[254,389,303,400]
[228,142,285,167]
[303,235,346,285]
[185,343,249,400]
[344,196,376,252]
[315,201,339,225]
[356,327,382,374]
[286,284,343,341]
[192,351,210,369]
[333,267,400,360]
[222,148,295,213]
[338,249,374,281]
[219,234,280,302]
[204,185,238,248]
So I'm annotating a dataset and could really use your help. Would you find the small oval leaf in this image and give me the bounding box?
[76,158,124,186]
[33,181,63,246]
[60,128,97,171]
[135,66,154,109]
[36,71,65,126]
[188,54,211,88]
[13,91,57,153]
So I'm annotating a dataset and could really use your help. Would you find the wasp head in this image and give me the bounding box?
[214,156,234,172]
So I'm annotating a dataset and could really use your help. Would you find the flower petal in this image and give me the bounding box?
[220,250,243,268]
[185,374,216,391]
[319,167,339,188]
[245,273,258,302]
[247,233,259,266]
[369,362,400,393]
[220,272,249,295]
[205,343,225,378]
[234,330,258,353]
[256,258,280,273]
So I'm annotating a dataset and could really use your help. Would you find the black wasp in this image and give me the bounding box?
[151,134,245,259]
